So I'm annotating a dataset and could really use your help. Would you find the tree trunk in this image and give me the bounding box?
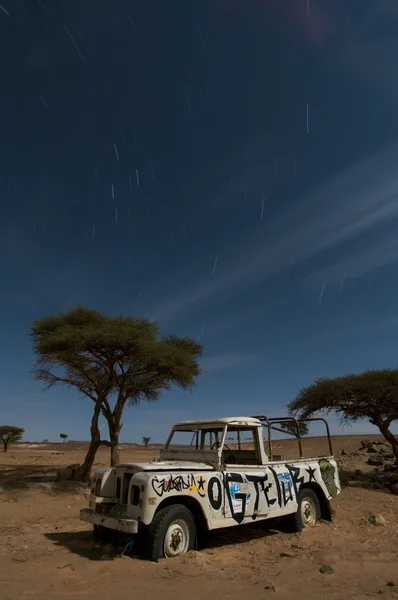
[74,438,101,481]
[106,402,124,467]
[109,419,122,467]
[378,423,398,462]
[73,402,102,481]
[110,434,120,466]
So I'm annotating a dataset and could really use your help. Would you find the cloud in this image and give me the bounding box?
[304,232,398,290]
[151,142,398,322]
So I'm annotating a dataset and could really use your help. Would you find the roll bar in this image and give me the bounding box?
[251,416,333,461]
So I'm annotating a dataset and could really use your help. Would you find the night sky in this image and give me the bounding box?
[1,0,398,442]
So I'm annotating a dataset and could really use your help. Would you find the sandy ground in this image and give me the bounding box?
[1,435,398,600]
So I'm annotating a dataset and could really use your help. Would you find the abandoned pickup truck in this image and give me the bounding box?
[80,415,340,561]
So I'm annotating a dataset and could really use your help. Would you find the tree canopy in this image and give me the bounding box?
[30,306,203,480]
[142,436,151,449]
[0,426,25,452]
[288,368,398,460]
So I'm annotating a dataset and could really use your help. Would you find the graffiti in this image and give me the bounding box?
[224,473,250,523]
[245,473,276,516]
[306,465,317,483]
[224,472,278,523]
[208,476,222,510]
[285,464,305,496]
[151,474,206,498]
[269,467,294,508]
[319,458,339,497]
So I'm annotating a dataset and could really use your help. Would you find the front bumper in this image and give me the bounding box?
[80,508,139,534]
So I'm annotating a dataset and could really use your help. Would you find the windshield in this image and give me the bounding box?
[166,427,225,450]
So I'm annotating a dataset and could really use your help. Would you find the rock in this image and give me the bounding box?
[56,464,81,482]
[361,439,373,449]
[354,469,363,477]
[367,458,384,466]
[367,446,378,453]
[264,583,276,592]
[341,449,346,455]
[280,552,296,558]
[389,474,398,484]
[368,514,386,527]
[0,484,4,494]
[382,454,395,460]
[390,483,398,495]
[57,564,76,571]
[319,565,334,574]
[386,581,396,587]
[250,576,261,585]
[373,482,385,490]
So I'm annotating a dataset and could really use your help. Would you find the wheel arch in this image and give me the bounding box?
[300,483,332,521]
[154,495,209,542]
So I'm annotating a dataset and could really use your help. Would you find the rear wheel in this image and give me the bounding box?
[289,488,321,532]
[142,504,197,562]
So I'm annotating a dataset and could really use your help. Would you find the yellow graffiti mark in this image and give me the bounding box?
[188,485,199,493]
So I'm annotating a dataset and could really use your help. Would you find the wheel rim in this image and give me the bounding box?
[163,519,190,557]
[300,497,317,526]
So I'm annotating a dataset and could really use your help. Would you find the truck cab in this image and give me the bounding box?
[80,416,340,561]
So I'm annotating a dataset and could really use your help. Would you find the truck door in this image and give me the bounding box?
[221,426,281,523]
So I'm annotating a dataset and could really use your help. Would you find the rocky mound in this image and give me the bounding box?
[338,439,398,494]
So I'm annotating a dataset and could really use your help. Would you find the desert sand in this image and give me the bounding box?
[1,435,397,600]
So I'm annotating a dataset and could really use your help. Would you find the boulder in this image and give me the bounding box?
[56,464,81,482]
[360,440,373,449]
[391,483,398,496]
[367,446,378,453]
[367,457,384,466]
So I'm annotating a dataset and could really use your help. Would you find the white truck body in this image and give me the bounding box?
[80,416,340,558]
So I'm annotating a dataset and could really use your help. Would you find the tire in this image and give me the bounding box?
[142,504,197,562]
[289,488,321,532]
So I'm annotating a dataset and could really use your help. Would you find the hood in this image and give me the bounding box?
[116,460,215,472]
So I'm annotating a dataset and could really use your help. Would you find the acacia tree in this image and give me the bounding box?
[60,433,68,443]
[142,436,151,449]
[279,421,309,438]
[288,368,398,461]
[0,426,25,452]
[30,306,202,481]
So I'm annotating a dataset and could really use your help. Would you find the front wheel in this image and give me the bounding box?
[289,488,321,532]
[142,504,197,562]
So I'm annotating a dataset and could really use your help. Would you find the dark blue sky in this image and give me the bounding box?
[1,0,398,442]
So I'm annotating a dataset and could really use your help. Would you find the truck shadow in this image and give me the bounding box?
[44,519,283,562]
